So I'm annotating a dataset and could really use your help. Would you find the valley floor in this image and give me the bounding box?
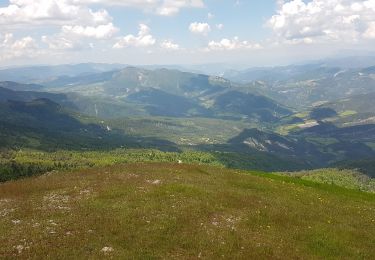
[0,163,374,259]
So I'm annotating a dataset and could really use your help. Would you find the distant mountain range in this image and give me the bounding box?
[0,63,127,83]
[1,59,375,173]
[0,67,291,121]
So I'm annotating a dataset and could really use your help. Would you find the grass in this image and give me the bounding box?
[0,163,374,259]
[0,148,309,182]
[276,123,300,135]
[294,112,309,118]
[106,116,256,145]
[304,137,339,146]
[278,168,375,193]
[339,110,357,117]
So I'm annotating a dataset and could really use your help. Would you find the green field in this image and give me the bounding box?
[280,168,375,193]
[0,163,374,259]
[107,116,257,145]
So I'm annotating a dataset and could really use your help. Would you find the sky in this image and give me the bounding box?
[0,0,375,67]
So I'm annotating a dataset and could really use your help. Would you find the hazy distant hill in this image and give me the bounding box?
[311,92,375,127]
[46,67,232,96]
[225,65,375,109]
[321,92,375,115]
[0,81,44,91]
[37,67,291,120]
[278,92,375,129]
[0,97,177,151]
[0,84,76,108]
[0,63,126,83]
[0,98,106,149]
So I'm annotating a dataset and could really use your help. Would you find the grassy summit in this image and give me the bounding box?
[0,163,374,259]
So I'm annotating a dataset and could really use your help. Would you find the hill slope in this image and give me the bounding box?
[0,98,178,151]
[0,163,374,259]
[316,92,375,126]
[0,84,73,106]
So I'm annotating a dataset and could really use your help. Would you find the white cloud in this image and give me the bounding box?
[0,33,39,61]
[70,0,159,5]
[40,22,118,51]
[0,0,112,26]
[157,0,204,16]
[268,0,375,44]
[160,40,180,50]
[41,35,76,50]
[189,22,211,35]
[71,0,204,16]
[62,23,118,39]
[216,23,224,30]
[364,22,375,39]
[207,12,214,19]
[0,0,120,56]
[113,24,156,48]
[207,37,262,51]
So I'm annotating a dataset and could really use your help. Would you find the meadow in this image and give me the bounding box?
[0,163,374,259]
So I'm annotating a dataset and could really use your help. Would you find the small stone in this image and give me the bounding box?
[101,247,114,254]
[152,180,161,185]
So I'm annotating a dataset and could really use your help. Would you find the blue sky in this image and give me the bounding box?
[0,0,375,67]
